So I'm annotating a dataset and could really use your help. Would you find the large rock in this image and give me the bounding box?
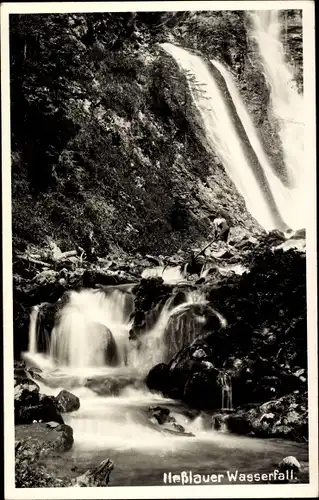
[15,381,64,425]
[146,362,171,393]
[149,405,170,425]
[15,423,113,487]
[55,389,80,413]
[85,375,141,396]
[183,370,221,410]
[148,405,194,437]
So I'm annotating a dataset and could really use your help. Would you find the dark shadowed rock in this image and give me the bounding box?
[183,370,220,410]
[149,405,170,425]
[55,389,80,413]
[17,399,64,425]
[146,362,170,393]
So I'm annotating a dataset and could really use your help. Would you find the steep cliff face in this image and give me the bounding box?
[10,10,302,256]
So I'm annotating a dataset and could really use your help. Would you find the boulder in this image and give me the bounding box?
[149,405,170,425]
[16,395,64,425]
[15,422,74,488]
[55,389,80,413]
[183,371,220,410]
[146,362,170,393]
[14,378,40,407]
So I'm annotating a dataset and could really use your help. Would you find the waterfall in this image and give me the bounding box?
[249,10,305,228]
[211,58,303,230]
[128,289,211,373]
[24,286,219,376]
[28,305,40,354]
[49,288,133,369]
[161,37,304,230]
[220,373,233,411]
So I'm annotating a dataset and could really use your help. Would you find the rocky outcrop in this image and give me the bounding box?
[14,372,64,425]
[72,459,114,487]
[15,423,74,487]
[15,423,113,487]
[145,237,307,433]
[226,392,308,441]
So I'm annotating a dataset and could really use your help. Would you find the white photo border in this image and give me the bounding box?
[1,1,317,498]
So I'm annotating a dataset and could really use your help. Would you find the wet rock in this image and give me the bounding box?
[279,456,301,473]
[146,362,170,393]
[14,360,30,379]
[85,375,141,396]
[82,269,136,287]
[183,371,220,410]
[227,226,260,249]
[149,405,170,425]
[55,389,80,413]
[212,413,227,430]
[16,397,64,425]
[72,458,114,487]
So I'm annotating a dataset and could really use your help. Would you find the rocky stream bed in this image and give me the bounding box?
[13,227,308,487]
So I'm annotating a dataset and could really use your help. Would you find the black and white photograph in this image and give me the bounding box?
[1,1,317,498]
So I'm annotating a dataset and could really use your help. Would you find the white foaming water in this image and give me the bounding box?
[141,265,185,284]
[49,289,132,369]
[212,58,304,230]
[128,289,209,373]
[162,40,305,230]
[249,10,305,227]
[161,42,278,230]
[28,305,39,354]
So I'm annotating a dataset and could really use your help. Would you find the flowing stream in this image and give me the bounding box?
[23,285,308,486]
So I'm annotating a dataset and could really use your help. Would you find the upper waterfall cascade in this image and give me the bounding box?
[161,17,304,230]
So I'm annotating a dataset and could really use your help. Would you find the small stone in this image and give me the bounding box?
[279,456,301,473]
